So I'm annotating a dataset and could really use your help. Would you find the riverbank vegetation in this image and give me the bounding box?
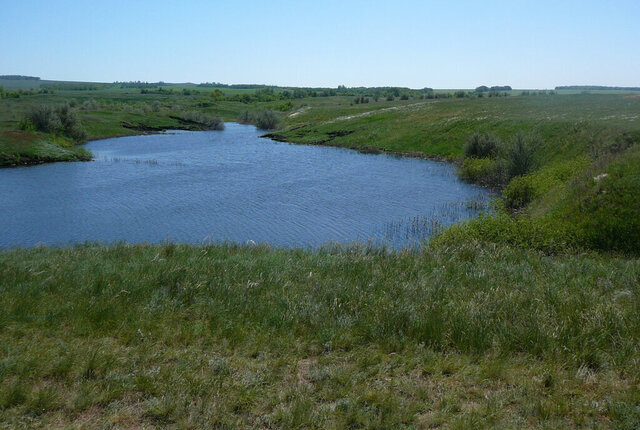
[1,80,640,427]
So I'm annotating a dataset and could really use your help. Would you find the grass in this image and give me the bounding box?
[0,130,91,167]
[1,242,639,428]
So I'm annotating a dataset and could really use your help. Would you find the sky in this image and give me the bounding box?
[1,0,639,89]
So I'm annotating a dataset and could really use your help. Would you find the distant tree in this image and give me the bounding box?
[400,94,409,100]
[490,85,512,91]
[475,85,489,92]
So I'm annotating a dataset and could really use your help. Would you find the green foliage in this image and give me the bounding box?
[237,110,252,124]
[505,133,539,178]
[458,157,508,187]
[254,110,280,130]
[25,103,87,141]
[178,111,225,130]
[432,208,578,254]
[464,132,500,159]
[448,146,640,255]
[276,101,294,111]
[503,157,591,209]
[18,117,36,132]
[554,146,640,254]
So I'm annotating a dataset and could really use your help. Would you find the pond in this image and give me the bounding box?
[0,123,491,249]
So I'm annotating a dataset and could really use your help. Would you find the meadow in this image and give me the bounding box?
[1,81,640,428]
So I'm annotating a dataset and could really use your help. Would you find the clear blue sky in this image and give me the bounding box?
[1,0,639,88]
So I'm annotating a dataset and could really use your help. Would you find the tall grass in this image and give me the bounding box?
[0,243,638,427]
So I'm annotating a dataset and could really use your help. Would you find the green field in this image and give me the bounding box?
[1,82,640,428]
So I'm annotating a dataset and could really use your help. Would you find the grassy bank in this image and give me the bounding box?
[1,243,639,428]
[0,130,91,167]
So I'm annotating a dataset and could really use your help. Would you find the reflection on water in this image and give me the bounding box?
[0,123,492,249]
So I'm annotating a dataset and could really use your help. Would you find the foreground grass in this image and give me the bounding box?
[1,243,639,428]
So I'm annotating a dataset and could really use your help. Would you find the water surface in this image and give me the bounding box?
[0,123,491,248]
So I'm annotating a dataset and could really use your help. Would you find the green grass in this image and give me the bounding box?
[1,242,639,428]
[0,130,91,167]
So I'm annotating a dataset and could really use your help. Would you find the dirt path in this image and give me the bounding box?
[328,101,432,123]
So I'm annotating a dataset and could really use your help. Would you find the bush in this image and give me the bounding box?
[238,110,252,124]
[180,111,225,130]
[458,157,508,187]
[18,117,36,132]
[81,99,98,110]
[276,101,294,112]
[505,133,539,178]
[27,105,62,133]
[254,110,280,130]
[400,94,409,100]
[25,103,87,141]
[464,133,500,159]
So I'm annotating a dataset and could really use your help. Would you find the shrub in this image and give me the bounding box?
[18,117,36,132]
[151,101,161,112]
[400,94,409,100]
[464,133,500,159]
[276,101,294,112]
[180,111,225,130]
[25,103,87,141]
[505,133,539,178]
[254,110,280,130]
[27,105,62,133]
[238,110,252,124]
[386,95,394,101]
[454,90,466,98]
[81,99,98,110]
[458,157,508,188]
